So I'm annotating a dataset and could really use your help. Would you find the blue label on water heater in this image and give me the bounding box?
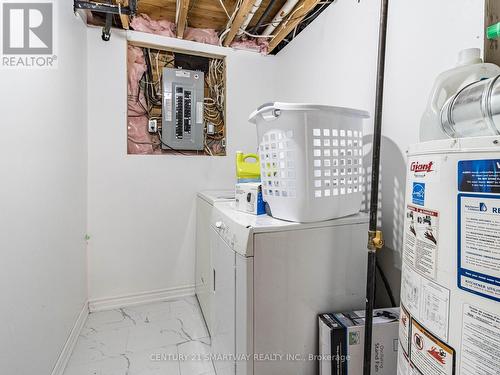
[457,194,500,302]
[458,159,500,302]
[412,182,426,206]
[458,159,500,193]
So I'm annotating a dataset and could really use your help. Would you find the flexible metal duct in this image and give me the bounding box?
[441,75,500,138]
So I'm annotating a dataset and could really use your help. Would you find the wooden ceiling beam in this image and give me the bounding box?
[223,0,258,47]
[268,0,320,53]
[176,0,191,38]
[116,0,130,29]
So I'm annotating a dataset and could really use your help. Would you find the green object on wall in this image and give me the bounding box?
[487,22,500,40]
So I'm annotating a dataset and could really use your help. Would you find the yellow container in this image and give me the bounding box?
[236,152,261,182]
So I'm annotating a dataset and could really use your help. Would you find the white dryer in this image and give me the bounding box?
[209,202,369,375]
[196,190,235,336]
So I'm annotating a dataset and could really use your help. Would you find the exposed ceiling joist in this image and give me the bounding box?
[268,0,320,53]
[223,0,259,47]
[79,0,330,54]
[176,0,191,38]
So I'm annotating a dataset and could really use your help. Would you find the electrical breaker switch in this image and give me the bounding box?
[162,68,205,151]
[207,123,215,135]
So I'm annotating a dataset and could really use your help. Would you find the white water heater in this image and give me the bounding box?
[397,136,500,375]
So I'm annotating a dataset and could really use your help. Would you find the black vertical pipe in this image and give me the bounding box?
[250,0,279,33]
[128,0,137,16]
[363,0,389,375]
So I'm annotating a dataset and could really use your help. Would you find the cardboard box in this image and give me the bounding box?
[319,307,400,375]
[235,183,265,215]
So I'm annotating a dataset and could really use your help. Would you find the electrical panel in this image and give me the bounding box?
[162,68,205,150]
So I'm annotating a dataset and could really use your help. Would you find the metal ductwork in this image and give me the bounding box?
[441,75,500,138]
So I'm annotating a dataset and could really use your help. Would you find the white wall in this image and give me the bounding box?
[86,29,278,300]
[275,0,379,114]
[0,3,88,375]
[275,0,484,305]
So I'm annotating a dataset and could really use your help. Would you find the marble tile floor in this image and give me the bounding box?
[64,297,215,375]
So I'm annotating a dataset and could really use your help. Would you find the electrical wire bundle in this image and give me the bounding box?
[204,58,226,156]
[218,0,243,44]
[141,48,166,110]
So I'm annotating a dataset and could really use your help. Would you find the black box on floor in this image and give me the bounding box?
[319,307,399,375]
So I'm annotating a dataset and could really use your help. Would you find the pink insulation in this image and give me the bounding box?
[127,46,156,155]
[230,38,269,54]
[130,14,219,46]
[130,14,176,38]
[184,27,219,45]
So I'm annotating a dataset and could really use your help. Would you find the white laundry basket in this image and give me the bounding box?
[249,103,370,222]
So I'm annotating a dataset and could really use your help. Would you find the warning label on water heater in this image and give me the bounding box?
[457,194,500,302]
[404,205,439,280]
[410,320,455,375]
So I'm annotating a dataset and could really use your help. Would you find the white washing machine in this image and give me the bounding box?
[208,201,369,375]
[196,190,235,336]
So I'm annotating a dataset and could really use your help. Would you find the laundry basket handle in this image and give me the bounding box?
[249,103,281,123]
[261,108,281,121]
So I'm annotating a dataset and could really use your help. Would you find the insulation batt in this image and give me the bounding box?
[130,14,219,45]
[184,27,219,45]
[127,45,155,154]
[130,14,176,38]
[230,37,269,54]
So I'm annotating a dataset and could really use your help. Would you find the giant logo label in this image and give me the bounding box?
[410,161,434,173]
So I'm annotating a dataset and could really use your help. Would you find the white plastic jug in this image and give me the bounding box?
[420,48,500,141]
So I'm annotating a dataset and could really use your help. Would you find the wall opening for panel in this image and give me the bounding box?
[127,42,227,156]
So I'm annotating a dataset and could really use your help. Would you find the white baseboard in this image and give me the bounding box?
[51,302,89,375]
[49,286,195,374]
[88,285,196,313]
